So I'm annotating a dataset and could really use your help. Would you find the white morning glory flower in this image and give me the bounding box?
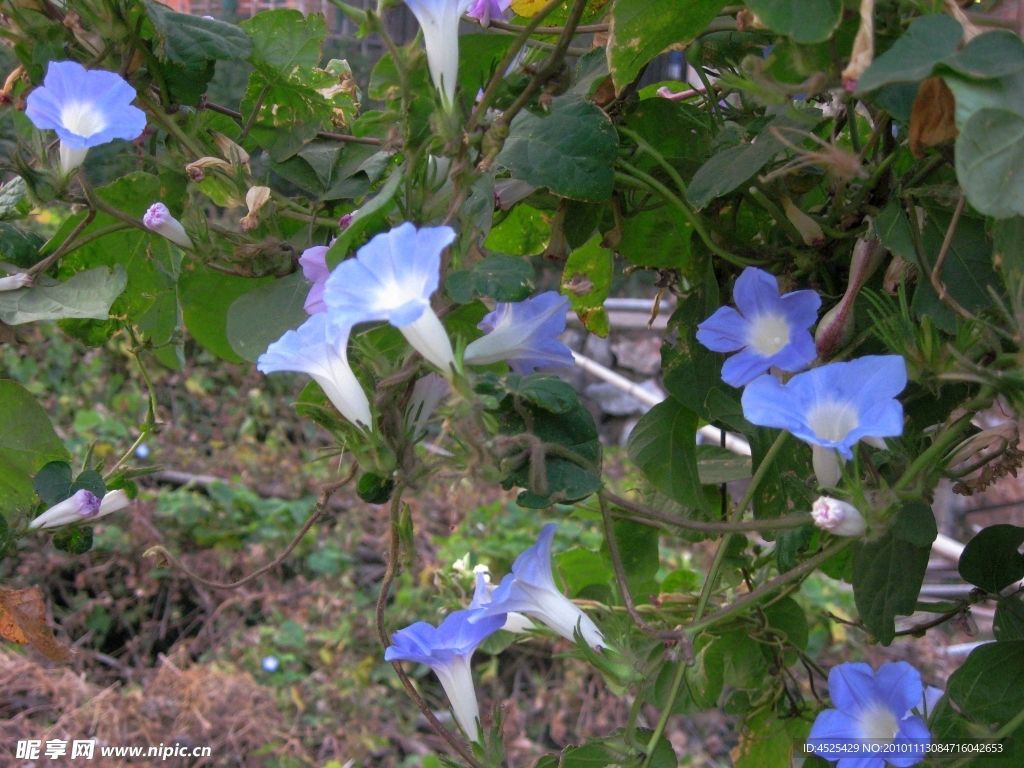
[741,355,907,487]
[463,291,575,374]
[808,661,931,766]
[403,0,476,110]
[0,273,32,292]
[811,496,867,538]
[696,266,821,387]
[471,524,606,649]
[143,203,193,250]
[298,245,330,315]
[29,489,130,529]
[258,313,373,430]
[323,223,456,374]
[385,609,506,742]
[25,60,147,175]
[470,569,535,634]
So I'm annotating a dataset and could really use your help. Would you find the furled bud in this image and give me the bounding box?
[781,196,825,246]
[0,273,32,291]
[815,237,886,359]
[143,203,194,249]
[185,156,233,182]
[240,185,271,231]
[210,131,250,168]
[29,489,104,529]
[841,0,875,91]
[338,212,354,230]
[811,496,867,537]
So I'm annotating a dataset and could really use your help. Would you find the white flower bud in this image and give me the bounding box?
[811,496,867,538]
[0,273,32,292]
[143,203,193,249]
[781,196,825,247]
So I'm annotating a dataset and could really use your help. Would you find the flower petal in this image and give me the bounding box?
[828,662,880,718]
[874,662,923,720]
[732,267,786,318]
[721,347,774,387]
[696,306,750,352]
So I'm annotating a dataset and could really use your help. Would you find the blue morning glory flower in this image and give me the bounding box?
[403,0,476,110]
[385,609,505,742]
[258,313,372,430]
[466,0,510,25]
[741,355,907,486]
[25,61,147,175]
[323,223,456,373]
[298,245,330,315]
[261,656,279,673]
[471,524,606,649]
[808,661,931,768]
[463,291,575,374]
[696,267,821,387]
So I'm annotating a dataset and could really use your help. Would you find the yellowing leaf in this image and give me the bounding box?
[510,0,551,17]
[0,585,73,663]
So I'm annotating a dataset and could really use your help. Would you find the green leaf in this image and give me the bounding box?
[994,596,1024,642]
[627,398,708,512]
[687,112,816,211]
[445,254,536,304]
[556,547,613,598]
[958,524,1024,594]
[856,14,963,94]
[325,169,402,267]
[608,0,726,90]
[241,9,325,77]
[0,266,126,326]
[70,469,105,499]
[956,108,1024,219]
[0,177,28,221]
[733,710,810,768]
[853,515,931,645]
[716,631,768,689]
[937,30,1024,80]
[356,473,394,505]
[602,519,660,602]
[617,206,693,269]
[485,204,551,256]
[496,93,618,202]
[744,0,841,43]
[159,59,216,107]
[775,524,814,573]
[504,375,579,414]
[32,461,73,507]
[0,223,45,268]
[145,0,252,67]
[179,264,268,363]
[763,596,809,652]
[458,33,515,102]
[226,271,310,363]
[53,525,94,555]
[561,233,612,336]
[696,444,752,484]
[0,380,70,512]
[240,73,330,161]
[947,640,1024,723]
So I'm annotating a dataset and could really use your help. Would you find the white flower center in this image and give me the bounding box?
[860,704,899,742]
[747,314,791,356]
[807,401,859,443]
[60,102,107,138]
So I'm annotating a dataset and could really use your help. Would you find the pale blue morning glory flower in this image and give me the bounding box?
[463,291,574,374]
[808,661,931,768]
[261,655,279,673]
[297,245,330,315]
[323,223,456,373]
[258,313,372,430]
[385,609,505,742]
[741,355,907,486]
[25,61,147,175]
[470,569,535,634]
[696,267,821,387]
[403,0,476,109]
[471,524,605,649]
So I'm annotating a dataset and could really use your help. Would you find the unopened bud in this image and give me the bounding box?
[241,185,271,231]
[0,273,32,291]
[143,203,194,249]
[781,196,825,246]
[811,496,867,537]
[338,212,354,230]
[841,0,875,92]
[815,238,886,359]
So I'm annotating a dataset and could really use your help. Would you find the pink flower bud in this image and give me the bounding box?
[811,496,867,537]
[143,203,193,249]
[815,238,886,359]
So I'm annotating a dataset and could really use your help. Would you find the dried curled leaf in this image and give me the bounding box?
[910,78,958,158]
[0,585,73,663]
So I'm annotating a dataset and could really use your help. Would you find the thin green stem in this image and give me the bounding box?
[103,432,148,482]
[640,658,685,768]
[603,491,813,533]
[615,160,758,267]
[893,412,976,492]
[688,540,854,635]
[693,431,790,621]
[136,93,205,159]
[28,209,96,277]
